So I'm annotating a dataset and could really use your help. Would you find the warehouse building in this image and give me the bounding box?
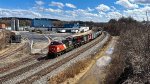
[31,18,52,30]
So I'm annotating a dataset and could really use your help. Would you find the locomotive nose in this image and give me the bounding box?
[49,46,57,53]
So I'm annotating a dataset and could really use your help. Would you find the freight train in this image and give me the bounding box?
[48,30,102,58]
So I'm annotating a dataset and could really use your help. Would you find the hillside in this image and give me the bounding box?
[103,17,150,84]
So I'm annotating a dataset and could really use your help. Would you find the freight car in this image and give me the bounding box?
[48,30,102,58]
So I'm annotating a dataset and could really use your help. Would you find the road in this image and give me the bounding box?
[19,31,72,42]
[18,31,72,53]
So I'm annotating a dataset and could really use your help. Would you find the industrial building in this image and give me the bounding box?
[54,23,89,33]
[11,19,20,31]
[31,18,52,30]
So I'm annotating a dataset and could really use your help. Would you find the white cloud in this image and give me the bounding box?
[107,11,122,19]
[75,9,98,17]
[87,7,94,11]
[84,12,98,17]
[49,1,64,8]
[123,6,150,21]
[96,4,110,12]
[65,9,98,18]
[110,6,118,12]
[0,8,41,18]
[65,11,78,17]
[35,0,44,5]
[130,0,150,5]
[63,9,102,21]
[66,3,76,8]
[116,0,139,9]
[45,8,62,13]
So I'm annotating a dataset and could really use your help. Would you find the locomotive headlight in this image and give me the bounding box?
[57,47,60,50]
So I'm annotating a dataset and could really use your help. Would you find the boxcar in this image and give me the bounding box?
[88,33,92,41]
[91,32,94,40]
[83,34,88,44]
[76,36,82,47]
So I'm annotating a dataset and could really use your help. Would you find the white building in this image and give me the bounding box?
[53,23,89,33]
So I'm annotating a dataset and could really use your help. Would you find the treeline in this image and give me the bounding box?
[52,20,105,30]
[105,17,150,84]
[0,17,106,28]
[103,17,138,36]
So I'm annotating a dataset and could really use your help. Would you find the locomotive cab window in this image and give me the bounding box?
[50,41,62,45]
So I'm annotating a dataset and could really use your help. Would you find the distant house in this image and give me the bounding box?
[0,23,6,29]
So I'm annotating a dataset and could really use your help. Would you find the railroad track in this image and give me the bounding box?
[0,36,49,73]
[0,32,108,84]
[0,54,43,73]
[0,42,29,60]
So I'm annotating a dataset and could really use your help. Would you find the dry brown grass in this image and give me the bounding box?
[0,29,13,50]
[48,58,92,84]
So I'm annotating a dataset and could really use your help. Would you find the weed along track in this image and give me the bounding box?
[1,32,108,84]
[0,54,42,73]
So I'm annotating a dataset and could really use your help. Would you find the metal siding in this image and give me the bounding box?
[32,19,52,28]
[64,23,80,29]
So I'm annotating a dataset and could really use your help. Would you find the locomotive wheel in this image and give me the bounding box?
[57,53,61,56]
[56,53,59,57]
[47,53,55,59]
[53,54,57,58]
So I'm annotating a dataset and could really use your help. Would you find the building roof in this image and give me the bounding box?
[33,18,60,21]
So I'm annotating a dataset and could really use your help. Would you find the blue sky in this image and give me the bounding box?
[0,0,150,22]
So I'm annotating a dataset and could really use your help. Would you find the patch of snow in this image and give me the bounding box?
[106,48,114,55]
[96,56,111,68]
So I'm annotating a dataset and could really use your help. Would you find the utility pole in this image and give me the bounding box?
[146,11,149,24]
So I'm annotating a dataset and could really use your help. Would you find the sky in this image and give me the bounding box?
[0,0,150,22]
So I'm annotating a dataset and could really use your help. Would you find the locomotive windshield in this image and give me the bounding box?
[50,41,62,45]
